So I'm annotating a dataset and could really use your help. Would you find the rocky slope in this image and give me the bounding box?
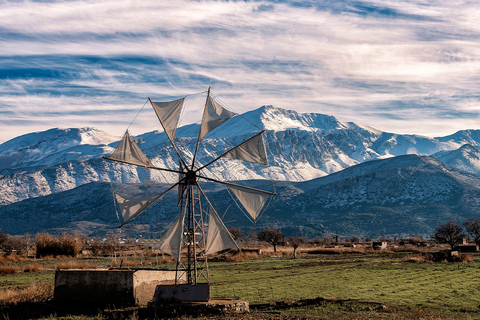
[2,106,480,207]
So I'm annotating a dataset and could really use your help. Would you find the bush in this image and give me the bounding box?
[55,260,97,270]
[35,233,83,258]
[0,265,19,275]
[0,283,54,305]
[23,264,42,273]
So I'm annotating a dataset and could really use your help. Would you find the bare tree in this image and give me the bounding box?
[257,228,284,252]
[228,227,245,241]
[464,217,480,247]
[286,236,307,259]
[433,220,465,250]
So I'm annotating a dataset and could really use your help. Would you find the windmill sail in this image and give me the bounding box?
[157,208,185,260]
[108,131,152,167]
[150,97,185,143]
[228,184,270,221]
[222,132,268,165]
[114,191,162,226]
[205,205,239,255]
[198,96,236,140]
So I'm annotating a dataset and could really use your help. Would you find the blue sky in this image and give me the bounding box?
[1,0,480,143]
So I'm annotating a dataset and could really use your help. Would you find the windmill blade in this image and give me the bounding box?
[149,97,189,169]
[197,185,239,255]
[106,130,152,167]
[192,89,237,170]
[198,176,274,222]
[196,131,267,172]
[198,94,236,141]
[114,182,179,227]
[226,183,271,222]
[149,97,185,143]
[104,156,184,175]
[155,204,186,261]
[198,175,275,196]
[222,131,268,165]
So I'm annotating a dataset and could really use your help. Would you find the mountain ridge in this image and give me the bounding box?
[2,105,480,208]
[2,154,480,238]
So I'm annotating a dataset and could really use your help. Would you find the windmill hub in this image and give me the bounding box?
[186,169,197,184]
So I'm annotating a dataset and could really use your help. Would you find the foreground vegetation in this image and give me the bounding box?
[1,243,480,319]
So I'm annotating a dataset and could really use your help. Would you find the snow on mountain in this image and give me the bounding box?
[265,154,480,238]
[0,127,118,170]
[433,144,480,174]
[3,154,480,238]
[2,105,480,207]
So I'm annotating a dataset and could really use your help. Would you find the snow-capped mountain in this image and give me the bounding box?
[2,105,480,206]
[433,144,480,174]
[2,154,480,238]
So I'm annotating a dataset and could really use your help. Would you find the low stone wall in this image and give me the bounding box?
[54,269,180,307]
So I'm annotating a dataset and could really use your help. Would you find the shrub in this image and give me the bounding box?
[35,233,83,258]
[55,260,97,270]
[23,263,42,273]
[0,265,19,275]
[0,283,54,305]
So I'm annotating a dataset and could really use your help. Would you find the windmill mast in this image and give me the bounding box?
[107,88,273,288]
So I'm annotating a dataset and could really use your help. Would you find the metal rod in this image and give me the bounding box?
[198,175,276,196]
[103,157,183,174]
[195,130,265,172]
[191,87,211,171]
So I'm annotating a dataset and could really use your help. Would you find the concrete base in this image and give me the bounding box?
[150,298,249,316]
[55,269,182,307]
[152,283,210,302]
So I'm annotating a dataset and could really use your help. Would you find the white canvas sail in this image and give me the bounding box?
[198,96,236,140]
[150,97,185,143]
[205,205,239,255]
[114,191,161,226]
[108,131,152,167]
[228,184,270,221]
[222,133,268,165]
[157,209,185,260]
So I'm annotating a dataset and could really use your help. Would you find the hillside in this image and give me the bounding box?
[2,154,480,238]
[2,106,480,206]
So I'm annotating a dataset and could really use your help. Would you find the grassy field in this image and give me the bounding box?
[2,249,480,319]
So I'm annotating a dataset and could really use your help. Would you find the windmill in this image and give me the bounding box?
[104,88,275,286]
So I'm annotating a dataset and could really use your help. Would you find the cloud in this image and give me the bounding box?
[1,0,480,142]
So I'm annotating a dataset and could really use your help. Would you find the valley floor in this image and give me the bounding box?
[1,247,480,319]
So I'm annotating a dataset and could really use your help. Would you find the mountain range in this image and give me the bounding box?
[2,105,480,238]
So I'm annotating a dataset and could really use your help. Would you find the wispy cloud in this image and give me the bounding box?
[1,0,480,142]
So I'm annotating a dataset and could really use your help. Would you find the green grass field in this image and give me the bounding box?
[2,251,480,319]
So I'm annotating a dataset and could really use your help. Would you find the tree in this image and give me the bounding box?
[433,220,465,250]
[257,228,284,252]
[464,217,480,247]
[286,236,307,259]
[0,229,7,251]
[228,227,245,241]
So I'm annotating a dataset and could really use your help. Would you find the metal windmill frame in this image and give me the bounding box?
[105,87,275,285]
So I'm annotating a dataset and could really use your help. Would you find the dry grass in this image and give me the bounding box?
[35,232,83,258]
[0,253,26,264]
[403,254,428,263]
[0,283,54,305]
[461,254,474,263]
[222,251,260,262]
[55,260,98,270]
[23,263,43,273]
[0,265,19,275]
[110,258,144,268]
